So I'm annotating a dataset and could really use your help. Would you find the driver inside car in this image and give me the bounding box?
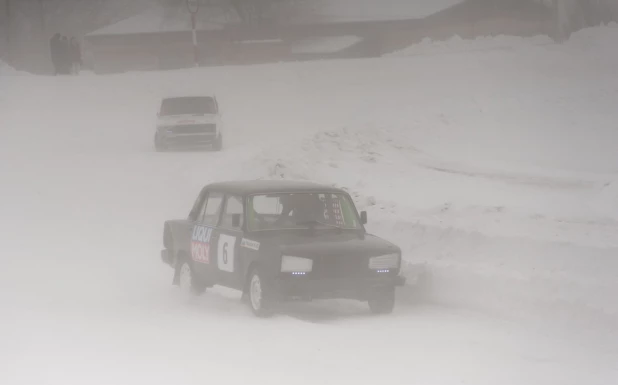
[276,194,324,226]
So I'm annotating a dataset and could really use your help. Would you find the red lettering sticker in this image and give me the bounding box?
[191,226,212,264]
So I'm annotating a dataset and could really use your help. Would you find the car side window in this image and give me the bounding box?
[200,192,224,226]
[189,189,208,221]
[221,195,244,229]
[252,195,283,215]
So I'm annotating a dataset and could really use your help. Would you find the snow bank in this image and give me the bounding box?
[291,36,362,54]
[563,21,618,51]
[387,34,553,57]
[388,23,618,58]
[0,60,25,76]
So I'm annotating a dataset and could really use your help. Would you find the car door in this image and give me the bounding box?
[190,191,224,282]
[176,187,208,257]
[214,194,245,290]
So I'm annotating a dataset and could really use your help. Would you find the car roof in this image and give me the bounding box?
[161,94,216,100]
[204,180,348,195]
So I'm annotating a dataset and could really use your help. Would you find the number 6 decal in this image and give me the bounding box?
[218,234,236,272]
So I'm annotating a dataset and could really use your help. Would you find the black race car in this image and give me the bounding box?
[160,180,406,317]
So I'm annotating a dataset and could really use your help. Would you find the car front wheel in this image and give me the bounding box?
[247,268,274,317]
[368,287,396,314]
[154,134,167,152]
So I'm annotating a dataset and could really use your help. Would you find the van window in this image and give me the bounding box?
[160,96,217,116]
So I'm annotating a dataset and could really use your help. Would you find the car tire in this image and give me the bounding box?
[368,287,396,314]
[247,268,274,318]
[154,134,167,152]
[212,134,223,151]
[176,259,206,297]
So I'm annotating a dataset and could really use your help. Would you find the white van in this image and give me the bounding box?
[154,95,223,151]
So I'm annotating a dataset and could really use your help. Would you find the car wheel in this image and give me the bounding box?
[154,134,167,152]
[368,287,396,314]
[247,268,274,317]
[176,259,206,297]
[212,134,223,151]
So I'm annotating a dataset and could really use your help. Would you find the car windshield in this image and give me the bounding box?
[247,192,362,231]
[159,97,217,116]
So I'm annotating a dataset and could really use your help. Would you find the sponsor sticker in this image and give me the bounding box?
[241,238,260,251]
[330,200,345,227]
[191,225,212,264]
[217,234,236,273]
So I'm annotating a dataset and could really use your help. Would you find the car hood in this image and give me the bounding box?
[253,231,399,258]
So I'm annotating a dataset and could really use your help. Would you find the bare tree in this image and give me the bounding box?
[550,0,617,42]
[158,0,293,23]
[230,0,272,22]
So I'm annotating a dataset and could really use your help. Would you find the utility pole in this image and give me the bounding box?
[4,0,11,64]
[554,0,567,43]
[39,0,46,37]
[187,0,200,67]
[555,0,578,43]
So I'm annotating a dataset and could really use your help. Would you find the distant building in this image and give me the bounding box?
[84,0,557,74]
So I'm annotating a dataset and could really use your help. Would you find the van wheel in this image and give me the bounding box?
[247,268,274,317]
[176,259,206,296]
[368,287,395,314]
[212,134,223,151]
[154,134,167,152]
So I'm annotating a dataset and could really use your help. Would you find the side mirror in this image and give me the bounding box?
[360,211,367,225]
[232,213,241,228]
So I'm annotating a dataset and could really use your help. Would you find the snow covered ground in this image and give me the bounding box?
[2,26,618,385]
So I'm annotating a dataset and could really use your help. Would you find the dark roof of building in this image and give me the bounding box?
[87,0,463,37]
[205,179,347,195]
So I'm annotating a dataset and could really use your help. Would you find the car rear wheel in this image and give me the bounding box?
[368,287,396,314]
[212,134,223,151]
[177,259,206,297]
[247,268,274,317]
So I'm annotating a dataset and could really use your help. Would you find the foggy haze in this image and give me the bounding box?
[1,1,618,385]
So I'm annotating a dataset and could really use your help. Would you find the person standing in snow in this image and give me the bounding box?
[49,33,61,75]
[69,37,82,75]
[57,35,71,75]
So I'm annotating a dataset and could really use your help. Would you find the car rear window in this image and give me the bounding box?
[160,97,217,116]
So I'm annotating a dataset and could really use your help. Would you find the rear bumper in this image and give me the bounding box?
[159,133,218,148]
[273,273,406,301]
[161,249,174,267]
